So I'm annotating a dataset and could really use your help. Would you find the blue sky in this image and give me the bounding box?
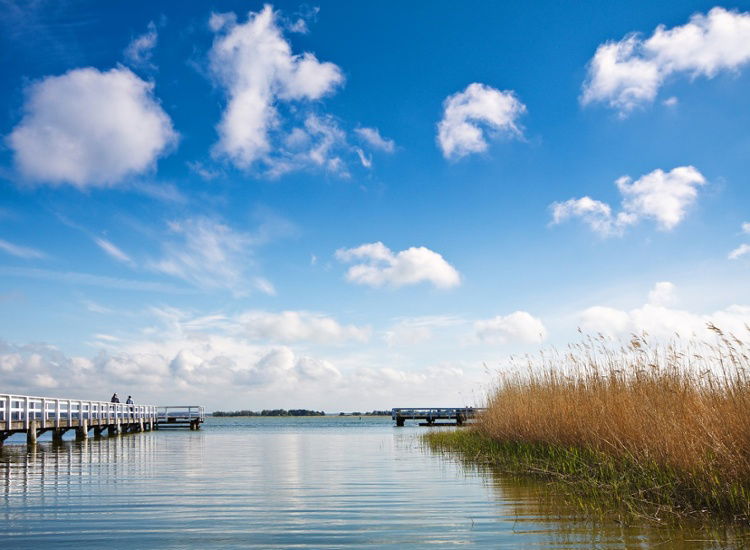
[1,1,749,410]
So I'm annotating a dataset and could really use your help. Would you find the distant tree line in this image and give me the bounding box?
[212,409,325,417]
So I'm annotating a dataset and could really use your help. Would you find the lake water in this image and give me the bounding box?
[0,416,741,548]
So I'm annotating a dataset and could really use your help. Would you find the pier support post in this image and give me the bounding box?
[75,420,88,441]
[52,428,66,443]
[94,426,105,437]
[27,419,38,445]
[108,423,119,437]
[0,432,10,446]
[396,416,405,427]
[456,413,464,426]
[138,420,144,432]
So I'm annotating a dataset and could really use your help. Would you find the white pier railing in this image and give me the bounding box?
[1,393,157,431]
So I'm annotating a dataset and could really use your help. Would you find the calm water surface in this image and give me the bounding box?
[0,417,741,548]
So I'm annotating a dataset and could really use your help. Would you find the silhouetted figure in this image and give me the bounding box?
[111,393,120,403]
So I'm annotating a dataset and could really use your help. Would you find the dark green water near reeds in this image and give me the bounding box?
[0,417,742,548]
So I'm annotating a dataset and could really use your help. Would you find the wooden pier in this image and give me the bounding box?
[0,393,204,446]
[391,407,485,427]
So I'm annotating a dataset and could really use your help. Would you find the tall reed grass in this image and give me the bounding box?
[427,326,750,521]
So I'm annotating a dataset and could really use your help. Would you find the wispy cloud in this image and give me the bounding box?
[0,266,187,293]
[82,299,114,314]
[0,238,47,259]
[237,310,371,344]
[355,127,395,153]
[729,244,750,260]
[150,214,290,296]
[730,222,750,259]
[124,21,158,68]
[94,237,135,266]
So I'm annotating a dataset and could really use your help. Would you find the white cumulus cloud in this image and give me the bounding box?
[209,5,344,170]
[474,311,547,344]
[437,82,526,160]
[0,303,485,409]
[551,166,706,236]
[336,242,461,289]
[647,281,676,306]
[579,282,750,339]
[7,67,176,188]
[582,7,750,114]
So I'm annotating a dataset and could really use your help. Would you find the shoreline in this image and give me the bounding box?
[421,332,750,525]
[424,426,750,525]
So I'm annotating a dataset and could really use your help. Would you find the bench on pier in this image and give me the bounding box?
[391,407,485,427]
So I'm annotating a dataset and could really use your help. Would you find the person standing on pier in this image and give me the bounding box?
[126,396,134,418]
[111,393,120,403]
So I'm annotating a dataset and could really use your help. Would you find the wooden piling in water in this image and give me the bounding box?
[27,419,38,445]
[52,428,66,443]
[75,420,88,441]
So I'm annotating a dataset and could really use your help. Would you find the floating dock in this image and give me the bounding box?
[391,407,485,427]
[0,393,205,446]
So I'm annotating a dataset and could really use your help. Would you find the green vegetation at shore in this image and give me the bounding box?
[212,409,325,417]
[425,328,750,523]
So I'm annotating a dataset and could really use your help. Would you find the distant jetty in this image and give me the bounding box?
[211,409,391,417]
[212,409,325,417]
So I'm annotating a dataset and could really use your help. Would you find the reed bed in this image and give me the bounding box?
[426,326,750,522]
